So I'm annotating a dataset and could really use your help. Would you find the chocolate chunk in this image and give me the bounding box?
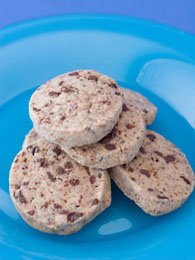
[143,109,148,114]
[90,175,96,184]
[115,92,121,96]
[15,191,27,204]
[46,172,56,182]
[14,158,19,163]
[38,158,48,168]
[82,148,87,152]
[54,203,62,209]
[33,107,41,112]
[64,162,73,173]
[59,81,64,86]
[69,179,80,186]
[68,72,79,76]
[53,146,61,156]
[88,75,98,81]
[21,152,26,156]
[164,155,175,164]
[92,199,99,205]
[128,167,134,172]
[122,103,129,112]
[154,150,163,157]
[130,177,135,181]
[59,210,68,215]
[98,173,102,178]
[146,133,156,142]
[28,210,35,216]
[148,188,154,192]
[61,87,75,93]
[60,115,66,120]
[126,124,135,129]
[157,195,169,200]
[109,83,117,89]
[140,147,146,154]
[43,202,49,208]
[22,181,29,186]
[32,146,39,155]
[56,167,65,175]
[99,128,117,144]
[180,176,191,185]
[104,143,116,150]
[48,91,59,97]
[67,212,84,222]
[139,169,150,177]
[15,184,20,190]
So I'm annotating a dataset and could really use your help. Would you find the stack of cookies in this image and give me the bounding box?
[9,70,194,235]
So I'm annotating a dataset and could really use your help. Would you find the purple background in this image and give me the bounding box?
[0,0,195,34]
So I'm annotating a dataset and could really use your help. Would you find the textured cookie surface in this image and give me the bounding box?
[29,70,123,147]
[10,135,111,235]
[110,130,194,216]
[61,104,145,169]
[119,87,157,125]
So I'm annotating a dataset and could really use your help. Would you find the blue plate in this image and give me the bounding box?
[0,15,195,260]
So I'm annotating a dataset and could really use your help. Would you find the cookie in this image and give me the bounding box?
[29,70,123,147]
[9,135,111,235]
[110,130,194,216]
[63,104,145,169]
[119,87,157,125]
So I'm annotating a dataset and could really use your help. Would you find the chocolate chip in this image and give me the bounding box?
[54,203,62,209]
[130,177,135,181]
[32,146,39,155]
[164,155,175,164]
[148,188,154,192]
[53,146,61,156]
[15,184,20,189]
[56,167,65,175]
[59,81,64,86]
[88,75,98,81]
[33,107,41,112]
[82,148,87,152]
[64,162,73,173]
[14,158,19,163]
[140,147,146,154]
[99,128,117,144]
[115,92,121,96]
[154,150,163,157]
[69,179,80,186]
[21,152,26,156]
[104,143,116,150]
[126,124,135,129]
[98,173,102,178]
[68,72,79,76]
[92,199,99,205]
[109,83,117,89]
[180,176,191,185]
[48,91,59,97]
[143,109,148,114]
[146,133,156,142]
[139,169,150,177]
[90,175,96,184]
[59,210,68,215]
[122,103,129,112]
[157,195,169,200]
[28,210,35,216]
[67,212,83,222]
[22,181,29,186]
[46,172,56,182]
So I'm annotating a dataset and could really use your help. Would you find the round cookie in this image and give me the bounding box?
[29,70,123,147]
[109,130,194,216]
[63,104,146,169]
[9,136,111,235]
[119,87,157,125]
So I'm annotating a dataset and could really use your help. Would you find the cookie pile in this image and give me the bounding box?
[9,70,194,235]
